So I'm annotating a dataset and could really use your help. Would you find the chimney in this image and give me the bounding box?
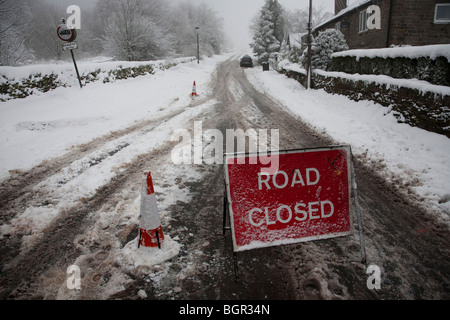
[335,0,347,15]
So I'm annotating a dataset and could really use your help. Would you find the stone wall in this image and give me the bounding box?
[331,55,450,86]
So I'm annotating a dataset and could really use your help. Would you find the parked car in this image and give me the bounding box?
[240,55,253,68]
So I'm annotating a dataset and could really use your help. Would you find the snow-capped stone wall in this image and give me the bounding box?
[331,45,450,87]
[0,57,195,102]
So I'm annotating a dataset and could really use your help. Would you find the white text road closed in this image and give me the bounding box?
[224,147,354,252]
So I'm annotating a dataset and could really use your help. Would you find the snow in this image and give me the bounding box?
[279,59,450,96]
[245,67,450,225]
[277,60,307,75]
[0,53,232,264]
[332,44,450,62]
[0,57,194,84]
[120,235,181,270]
[0,56,216,182]
[314,69,450,96]
[1,51,449,298]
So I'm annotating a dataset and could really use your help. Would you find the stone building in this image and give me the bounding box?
[314,0,450,49]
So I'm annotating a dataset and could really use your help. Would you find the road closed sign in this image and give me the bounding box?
[224,146,354,252]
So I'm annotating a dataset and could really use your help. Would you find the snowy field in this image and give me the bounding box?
[0,55,228,182]
[0,54,233,298]
[246,67,450,225]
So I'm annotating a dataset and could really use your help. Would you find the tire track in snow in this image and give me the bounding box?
[0,96,212,221]
[161,57,450,300]
[242,63,450,299]
[0,92,214,225]
[0,94,217,299]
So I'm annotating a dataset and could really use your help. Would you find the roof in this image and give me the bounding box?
[314,0,374,31]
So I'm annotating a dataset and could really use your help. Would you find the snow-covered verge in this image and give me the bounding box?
[0,53,233,299]
[0,57,195,101]
[245,67,450,225]
[0,54,230,183]
[279,59,450,96]
[277,60,450,137]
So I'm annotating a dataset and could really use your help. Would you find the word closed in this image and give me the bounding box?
[224,147,353,252]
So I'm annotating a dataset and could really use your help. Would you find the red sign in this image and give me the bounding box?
[57,24,77,42]
[224,146,354,252]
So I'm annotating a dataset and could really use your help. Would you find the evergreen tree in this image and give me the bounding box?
[303,28,348,71]
[250,0,286,64]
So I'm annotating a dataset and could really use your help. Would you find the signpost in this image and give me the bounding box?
[224,145,365,262]
[57,19,82,89]
[62,42,78,51]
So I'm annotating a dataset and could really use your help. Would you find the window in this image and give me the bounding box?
[434,4,450,24]
[359,10,368,32]
[335,22,341,31]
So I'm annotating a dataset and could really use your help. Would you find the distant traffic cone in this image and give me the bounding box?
[138,171,164,249]
[191,81,198,97]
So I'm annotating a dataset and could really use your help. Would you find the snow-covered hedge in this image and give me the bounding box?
[308,29,348,71]
[0,57,195,102]
[331,45,450,86]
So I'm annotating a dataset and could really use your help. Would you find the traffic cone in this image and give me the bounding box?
[138,171,164,249]
[191,81,198,97]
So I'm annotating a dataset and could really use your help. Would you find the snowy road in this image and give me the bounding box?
[0,55,449,299]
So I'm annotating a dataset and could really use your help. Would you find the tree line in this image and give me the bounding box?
[250,0,335,65]
[0,0,225,66]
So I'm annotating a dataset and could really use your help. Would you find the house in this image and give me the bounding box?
[313,0,450,49]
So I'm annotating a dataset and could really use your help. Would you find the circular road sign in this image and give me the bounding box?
[57,24,77,42]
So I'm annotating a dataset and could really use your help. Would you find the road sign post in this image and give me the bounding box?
[224,146,365,261]
[69,48,82,89]
[57,20,82,89]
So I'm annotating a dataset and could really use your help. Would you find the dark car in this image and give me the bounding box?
[240,55,253,68]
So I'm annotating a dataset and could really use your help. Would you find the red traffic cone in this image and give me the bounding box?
[138,171,164,249]
[191,81,198,97]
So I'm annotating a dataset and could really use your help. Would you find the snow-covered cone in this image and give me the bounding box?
[138,171,164,249]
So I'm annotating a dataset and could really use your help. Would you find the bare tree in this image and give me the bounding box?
[0,0,33,65]
[26,0,67,61]
[286,4,333,34]
[102,0,174,61]
[166,1,224,58]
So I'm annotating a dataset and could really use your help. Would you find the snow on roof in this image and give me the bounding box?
[331,44,450,62]
[314,0,373,31]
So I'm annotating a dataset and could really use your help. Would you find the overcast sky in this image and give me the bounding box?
[47,0,358,52]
